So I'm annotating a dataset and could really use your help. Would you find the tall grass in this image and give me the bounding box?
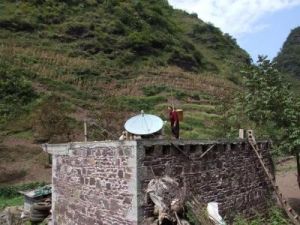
[233,207,291,225]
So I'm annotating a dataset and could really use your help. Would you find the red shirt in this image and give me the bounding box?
[169,110,179,126]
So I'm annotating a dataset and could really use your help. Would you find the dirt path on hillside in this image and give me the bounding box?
[276,158,300,214]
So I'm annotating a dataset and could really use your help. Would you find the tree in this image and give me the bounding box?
[241,56,300,187]
[241,56,300,152]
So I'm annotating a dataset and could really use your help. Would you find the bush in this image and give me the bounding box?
[115,5,143,30]
[142,85,168,96]
[32,95,73,143]
[118,50,136,64]
[0,196,23,209]
[64,22,92,38]
[0,18,35,32]
[168,49,199,71]
[25,0,91,6]
[233,207,290,225]
[78,39,102,54]
[174,90,188,100]
[126,30,169,54]
[106,20,126,35]
[36,4,66,24]
[0,182,46,198]
[0,62,37,122]
[138,1,174,32]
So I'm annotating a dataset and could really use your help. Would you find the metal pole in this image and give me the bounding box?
[84,120,87,142]
[239,129,244,139]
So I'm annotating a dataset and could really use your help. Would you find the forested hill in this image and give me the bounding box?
[0,0,253,184]
[274,26,300,79]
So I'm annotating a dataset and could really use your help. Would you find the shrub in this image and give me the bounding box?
[127,31,150,52]
[64,22,92,38]
[0,65,35,104]
[0,196,23,209]
[78,39,102,54]
[118,50,136,64]
[233,207,290,225]
[134,1,174,32]
[115,5,143,30]
[36,5,66,24]
[168,49,199,71]
[174,90,188,100]
[142,85,168,96]
[25,0,91,6]
[190,13,198,18]
[106,20,126,35]
[32,95,73,143]
[0,182,46,198]
[191,23,214,37]
[0,62,37,122]
[0,18,36,32]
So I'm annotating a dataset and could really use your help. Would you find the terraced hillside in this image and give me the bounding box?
[0,0,248,184]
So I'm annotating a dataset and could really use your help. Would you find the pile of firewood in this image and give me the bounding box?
[144,176,190,225]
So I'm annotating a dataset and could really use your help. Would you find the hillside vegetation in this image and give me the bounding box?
[0,0,251,184]
[274,26,300,95]
[275,26,300,79]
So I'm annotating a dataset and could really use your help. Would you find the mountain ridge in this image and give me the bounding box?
[274,26,300,79]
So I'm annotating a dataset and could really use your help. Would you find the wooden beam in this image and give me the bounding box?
[200,145,216,159]
[296,152,300,189]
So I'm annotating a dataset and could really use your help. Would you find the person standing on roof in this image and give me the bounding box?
[168,106,179,139]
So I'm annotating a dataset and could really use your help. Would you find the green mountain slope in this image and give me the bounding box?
[274,26,300,95]
[0,0,249,72]
[274,26,300,79]
[0,0,250,184]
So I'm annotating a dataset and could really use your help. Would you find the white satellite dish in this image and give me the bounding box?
[124,111,163,135]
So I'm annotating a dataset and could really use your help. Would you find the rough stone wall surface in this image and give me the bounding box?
[52,141,137,225]
[50,139,274,225]
[137,140,274,223]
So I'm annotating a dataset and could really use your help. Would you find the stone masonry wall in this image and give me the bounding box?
[48,139,274,225]
[137,140,274,223]
[51,141,138,225]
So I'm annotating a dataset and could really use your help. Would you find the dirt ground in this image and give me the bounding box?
[0,136,51,185]
[276,158,300,214]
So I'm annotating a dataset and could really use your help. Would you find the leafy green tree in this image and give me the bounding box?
[241,56,300,154]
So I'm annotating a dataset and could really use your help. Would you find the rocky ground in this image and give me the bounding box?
[0,206,23,225]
